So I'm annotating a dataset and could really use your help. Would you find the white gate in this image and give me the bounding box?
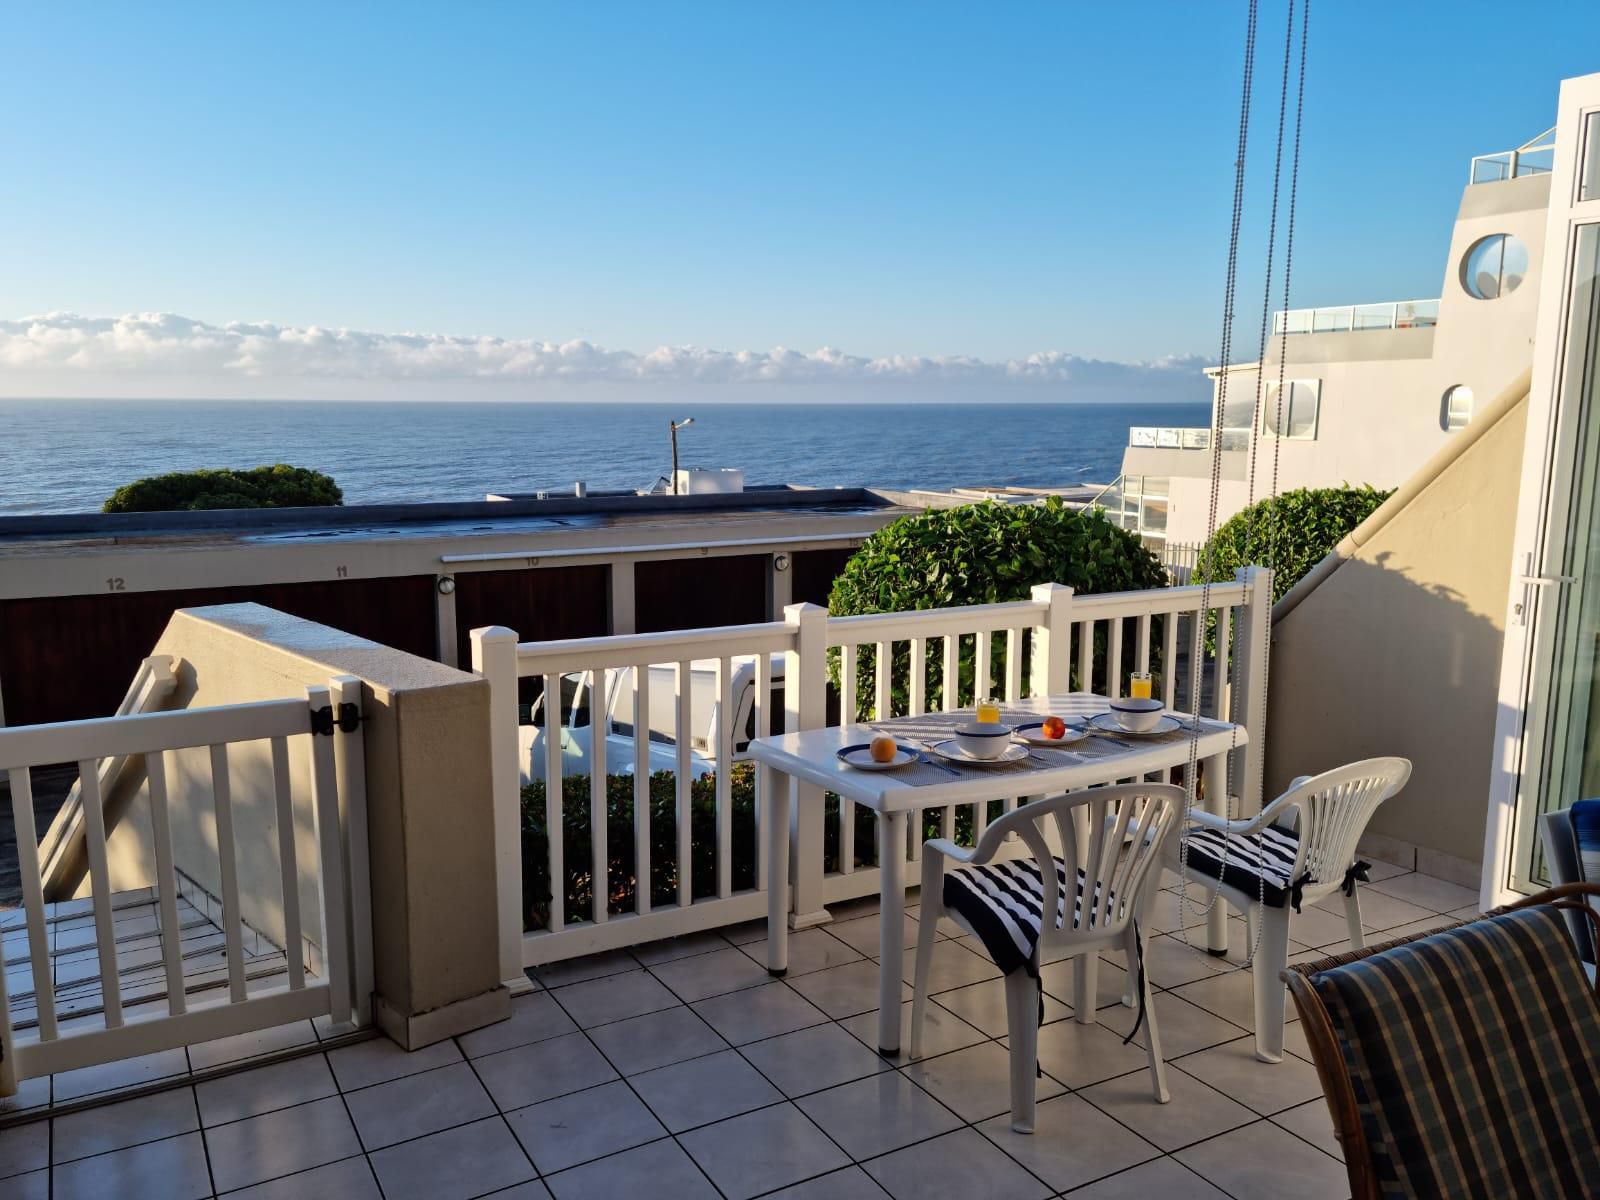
[0,677,372,1096]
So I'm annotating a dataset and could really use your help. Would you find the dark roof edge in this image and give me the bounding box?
[0,485,893,538]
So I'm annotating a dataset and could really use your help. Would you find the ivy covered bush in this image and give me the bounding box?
[827,499,1167,717]
[1193,485,1393,604]
[103,464,343,513]
[519,764,997,928]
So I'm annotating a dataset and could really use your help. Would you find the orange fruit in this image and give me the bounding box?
[870,735,897,763]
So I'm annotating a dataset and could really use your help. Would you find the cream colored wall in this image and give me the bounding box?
[87,603,506,1041]
[1156,176,1548,546]
[1265,393,1528,871]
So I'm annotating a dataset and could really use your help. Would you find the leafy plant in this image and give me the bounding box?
[103,464,343,513]
[519,764,1005,929]
[1192,485,1393,604]
[826,499,1167,717]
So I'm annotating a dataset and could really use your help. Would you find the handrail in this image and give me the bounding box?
[1468,127,1557,185]
[1273,298,1439,335]
[36,655,179,892]
[1273,366,1533,621]
[0,698,309,769]
[827,599,1044,644]
[515,622,792,675]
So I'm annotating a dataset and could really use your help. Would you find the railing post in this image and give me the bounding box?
[1230,566,1273,818]
[1029,583,1074,699]
[784,603,830,929]
[470,626,533,995]
[330,674,374,1027]
[0,918,14,1096]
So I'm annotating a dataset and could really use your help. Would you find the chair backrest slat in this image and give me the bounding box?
[970,783,1182,946]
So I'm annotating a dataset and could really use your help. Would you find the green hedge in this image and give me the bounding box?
[103,464,343,513]
[518,765,998,929]
[1193,485,1393,604]
[827,499,1168,717]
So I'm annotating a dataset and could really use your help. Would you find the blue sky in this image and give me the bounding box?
[0,2,1595,400]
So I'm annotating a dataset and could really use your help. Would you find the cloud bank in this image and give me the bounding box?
[0,312,1210,400]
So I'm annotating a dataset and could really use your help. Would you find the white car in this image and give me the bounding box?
[516,653,785,785]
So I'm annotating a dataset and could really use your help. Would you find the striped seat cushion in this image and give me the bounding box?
[944,857,1119,977]
[1570,798,1600,883]
[1182,822,1300,908]
[1310,906,1600,1199]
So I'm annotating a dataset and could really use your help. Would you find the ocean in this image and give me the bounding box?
[0,398,1208,515]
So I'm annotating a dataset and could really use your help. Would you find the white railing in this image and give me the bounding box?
[1127,427,1250,452]
[0,680,371,1095]
[473,569,1271,972]
[1469,127,1557,185]
[1273,298,1439,336]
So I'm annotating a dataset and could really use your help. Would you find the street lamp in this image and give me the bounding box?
[670,417,695,495]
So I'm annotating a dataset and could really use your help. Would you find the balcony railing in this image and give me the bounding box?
[1272,298,1439,336]
[1127,427,1249,451]
[1469,127,1557,185]
[471,573,1270,972]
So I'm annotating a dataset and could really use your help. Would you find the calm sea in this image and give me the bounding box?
[0,399,1208,515]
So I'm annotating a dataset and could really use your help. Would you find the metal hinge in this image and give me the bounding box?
[310,703,364,736]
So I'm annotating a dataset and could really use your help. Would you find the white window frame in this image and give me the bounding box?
[1261,378,1321,440]
[1443,385,1474,432]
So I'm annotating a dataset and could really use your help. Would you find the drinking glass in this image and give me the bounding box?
[1129,672,1153,700]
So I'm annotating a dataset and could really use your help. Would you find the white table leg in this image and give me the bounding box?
[1206,752,1229,956]
[877,810,907,1055]
[765,765,791,976]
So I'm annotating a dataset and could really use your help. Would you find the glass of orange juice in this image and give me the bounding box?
[976,701,1001,724]
[1129,672,1153,700]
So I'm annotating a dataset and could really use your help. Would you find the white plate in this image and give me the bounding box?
[926,739,1030,766]
[1012,721,1087,748]
[837,743,918,771]
[1088,712,1186,738]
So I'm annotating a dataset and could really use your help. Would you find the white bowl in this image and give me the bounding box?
[954,721,1013,760]
[1109,697,1165,733]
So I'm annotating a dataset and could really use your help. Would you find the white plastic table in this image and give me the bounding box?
[750,692,1248,1055]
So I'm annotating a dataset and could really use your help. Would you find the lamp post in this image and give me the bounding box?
[670,417,695,495]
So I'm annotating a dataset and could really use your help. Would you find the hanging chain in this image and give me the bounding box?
[1176,0,1258,937]
[1178,0,1308,967]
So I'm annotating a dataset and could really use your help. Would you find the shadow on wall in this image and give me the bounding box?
[1266,551,1506,876]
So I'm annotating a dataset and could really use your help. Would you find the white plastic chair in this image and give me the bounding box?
[1169,756,1412,1063]
[911,783,1184,1133]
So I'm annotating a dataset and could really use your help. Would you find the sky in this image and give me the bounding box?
[0,1,1595,403]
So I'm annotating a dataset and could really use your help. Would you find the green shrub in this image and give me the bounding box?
[518,764,999,929]
[1193,485,1393,604]
[827,499,1168,717]
[103,464,343,513]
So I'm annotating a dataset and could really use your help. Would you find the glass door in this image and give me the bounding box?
[1489,78,1600,903]
[1510,223,1600,891]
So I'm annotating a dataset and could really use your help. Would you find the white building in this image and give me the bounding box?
[1101,129,1556,557]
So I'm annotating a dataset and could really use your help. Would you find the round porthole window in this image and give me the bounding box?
[1442,385,1474,432]
[1460,234,1528,300]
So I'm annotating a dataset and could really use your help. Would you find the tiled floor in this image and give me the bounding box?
[0,861,1482,1199]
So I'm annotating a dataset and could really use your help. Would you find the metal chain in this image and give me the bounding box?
[1178,0,1309,968]
[1177,0,1258,938]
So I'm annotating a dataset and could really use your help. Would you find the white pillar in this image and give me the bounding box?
[1029,583,1074,698]
[783,602,831,929]
[469,625,534,995]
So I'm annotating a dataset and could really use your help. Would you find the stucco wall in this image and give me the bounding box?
[1265,393,1528,875]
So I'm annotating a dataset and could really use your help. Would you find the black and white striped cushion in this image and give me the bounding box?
[1182,823,1300,908]
[943,858,1119,978]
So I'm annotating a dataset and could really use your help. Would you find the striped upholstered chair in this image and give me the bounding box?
[1284,883,1600,1200]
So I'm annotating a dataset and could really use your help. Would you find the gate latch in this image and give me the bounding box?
[311,703,364,736]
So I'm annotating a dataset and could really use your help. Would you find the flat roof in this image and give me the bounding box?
[0,486,909,553]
